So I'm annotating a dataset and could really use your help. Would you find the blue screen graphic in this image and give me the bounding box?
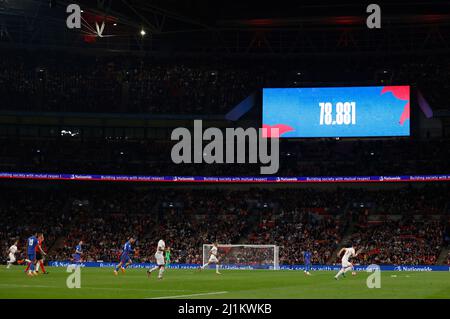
[262,86,410,138]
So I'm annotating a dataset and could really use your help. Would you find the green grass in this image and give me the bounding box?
[0,266,449,299]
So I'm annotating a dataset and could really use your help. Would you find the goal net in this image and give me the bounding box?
[202,244,280,270]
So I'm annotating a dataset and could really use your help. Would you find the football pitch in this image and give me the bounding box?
[0,266,449,299]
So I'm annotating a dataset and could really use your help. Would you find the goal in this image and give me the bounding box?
[202,244,280,270]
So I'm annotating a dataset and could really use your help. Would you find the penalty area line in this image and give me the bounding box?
[148,291,229,299]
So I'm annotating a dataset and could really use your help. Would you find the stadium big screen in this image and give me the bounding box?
[263,86,410,137]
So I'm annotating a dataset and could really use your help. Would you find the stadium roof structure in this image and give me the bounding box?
[0,0,449,55]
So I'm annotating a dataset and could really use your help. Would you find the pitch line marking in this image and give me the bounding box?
[83,287,189,292]
[0,284,56,288]
[148,291,229,299]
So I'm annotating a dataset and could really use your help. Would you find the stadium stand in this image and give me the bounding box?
[0,51,449,114]
[1,185,448,265]
[0,138,449,177]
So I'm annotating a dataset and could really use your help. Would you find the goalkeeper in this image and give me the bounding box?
[165,247,171,266]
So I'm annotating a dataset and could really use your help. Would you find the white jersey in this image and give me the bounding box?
[8,244,18,263]
[208,245,219,263]
[155,240,166,266]
[342,247,356,263]
[156,240,165,255]
[9,245,18,255]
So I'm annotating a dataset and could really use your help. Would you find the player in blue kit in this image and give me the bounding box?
[114,237,135,276]
[303,249,312,276]
[72,241,83,263]
[25,233,39,276]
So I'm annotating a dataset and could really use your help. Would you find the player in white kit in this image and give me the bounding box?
[200,242,221,274]
[6,240,19,269]
[147,239,166,280]
[335,245,360,280]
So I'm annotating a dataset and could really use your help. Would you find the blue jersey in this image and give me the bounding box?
[73,244,82,262]
[27,236,38,255]
[304,251,312,264]
[122,241,133,256]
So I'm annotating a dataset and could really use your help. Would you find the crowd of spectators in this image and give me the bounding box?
[0,52,277,114]
[0,137,449,177]
[1,185,448,266]
[42,188,251,264]
[350,217,445,265]
[248,208,347,265]
[1,50,449,114]
[0,188,70,262]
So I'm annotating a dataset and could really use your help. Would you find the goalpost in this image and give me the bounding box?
[202,244,280,270]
